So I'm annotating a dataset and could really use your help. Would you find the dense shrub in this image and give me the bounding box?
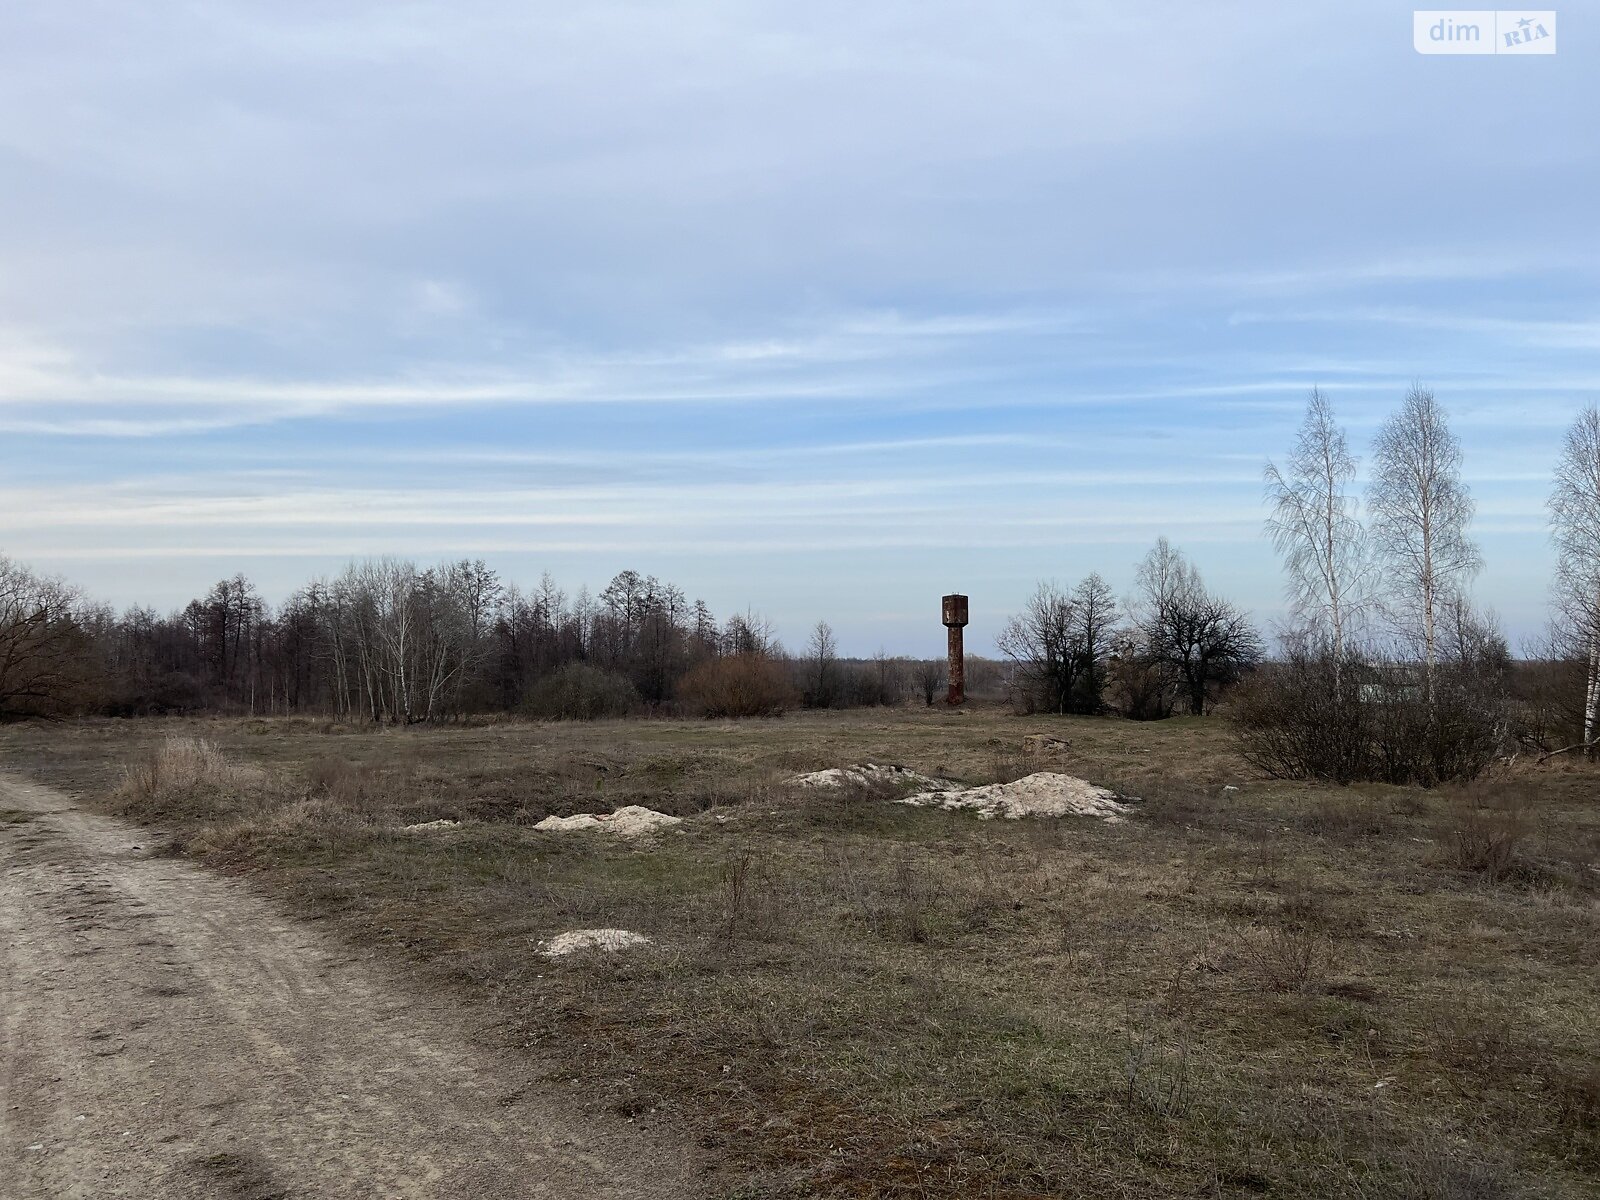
[1509,656,1590,752]
[677,653,795,718]
[1107,652,1177,721]
[98,669,208,717]
[524,662,640,720]
[1229,651,1369,783]
[1230,648,1508,786]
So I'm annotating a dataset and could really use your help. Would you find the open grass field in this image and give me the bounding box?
[2,708,1596,1199]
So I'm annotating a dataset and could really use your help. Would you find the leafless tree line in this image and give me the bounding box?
[998,549,1262,718]
[0,549,991,721]
[0,559,783,721]
[799,621,981,709]
[4,390,1598,740]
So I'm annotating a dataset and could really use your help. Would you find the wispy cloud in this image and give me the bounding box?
[0,309,1087,435]
[1228,306,1600,350]
[0,1,1592,647]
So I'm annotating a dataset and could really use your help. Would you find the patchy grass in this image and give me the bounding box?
[2,708,1597,1198]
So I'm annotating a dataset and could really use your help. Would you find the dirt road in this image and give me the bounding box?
[0,772,696,1199]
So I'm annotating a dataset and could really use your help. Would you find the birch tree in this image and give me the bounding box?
[1549,404,1600,754]
[1265,389,1370,661]
[1367,387,1480,689]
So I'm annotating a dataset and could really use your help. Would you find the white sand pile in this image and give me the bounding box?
[534,805,683,837]
[401,818,461,832]
[786,763,953,791]
[898,772,1133,822]
[538,929,652,957]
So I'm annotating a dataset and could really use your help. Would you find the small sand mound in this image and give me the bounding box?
[898,773,1133,822]
[539,929,652,957]
[401,818,461,832]
[534,805,682,837]
[786,763,952,791]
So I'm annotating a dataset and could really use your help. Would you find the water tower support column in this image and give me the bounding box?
[941,593,968,705]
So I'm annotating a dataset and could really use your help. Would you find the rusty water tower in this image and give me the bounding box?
[941,593,968,705]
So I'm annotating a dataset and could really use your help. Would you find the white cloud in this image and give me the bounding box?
[0,1,1590,642]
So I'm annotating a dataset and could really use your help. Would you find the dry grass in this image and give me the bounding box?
[1430,784,1535,882]
[112,735,267,822]
[2,707,1597,1198]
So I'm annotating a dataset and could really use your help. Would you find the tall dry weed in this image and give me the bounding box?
[114,736,266,819]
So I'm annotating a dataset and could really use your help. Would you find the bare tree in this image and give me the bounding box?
[1437,594,1509,673]
[1265,389,1371,662]
[1368,387,1480,690]
[47,554,802,723]
[998,577,1119,715]
[1549,404,1600,754]
[805,620,837,708]
[1072,572,1120,712]
[870,650,906,706]
[1134,541,1261,716]
[721,609,780,658]
[912,658,945,707]
[448,558,502,714]
[1135,537,1188,624]
[373,559,419,723]
[0,556,91,718]
[998,583,1078,714]
[414,560,501,721]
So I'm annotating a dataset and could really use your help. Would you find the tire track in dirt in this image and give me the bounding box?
[0,772,696,1199]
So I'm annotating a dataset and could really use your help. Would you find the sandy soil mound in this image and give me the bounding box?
[539,929,652,957]
[534,805,683,837]
[401,818,460,832]
[786,763,952,791]
[898,772,1132,821]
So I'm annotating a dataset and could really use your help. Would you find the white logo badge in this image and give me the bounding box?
[1414,10,1556,54]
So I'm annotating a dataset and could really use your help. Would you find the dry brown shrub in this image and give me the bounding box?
[677,654,796,718]
[524,662,639,720]
[985,750,1033,785]
[1230,650,1508,786]
[716,851,789,945]
[1122,1023,1195,1117]
[1432,1007,1527,1076]
[1237,926,1335,993]
[113,736,267,821]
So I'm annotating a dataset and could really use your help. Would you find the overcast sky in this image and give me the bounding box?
[1,2,1595,654]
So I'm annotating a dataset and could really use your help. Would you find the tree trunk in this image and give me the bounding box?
[1585,633,1599,760]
